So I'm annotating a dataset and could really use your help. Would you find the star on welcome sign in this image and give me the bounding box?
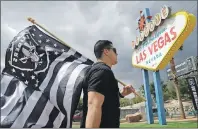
[137,10,152,32]
[138,15,146,31]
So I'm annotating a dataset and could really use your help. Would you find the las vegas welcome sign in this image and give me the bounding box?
[132,5,196,71]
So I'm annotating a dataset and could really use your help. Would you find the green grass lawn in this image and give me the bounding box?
[72,121,197,128]
[120,121,198,128]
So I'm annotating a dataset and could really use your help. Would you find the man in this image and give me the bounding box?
[80,40,135,128]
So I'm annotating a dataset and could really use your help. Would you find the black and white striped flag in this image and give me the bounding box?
[0,25,93,128]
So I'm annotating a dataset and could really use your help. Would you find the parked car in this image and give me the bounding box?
[73,111,82,122]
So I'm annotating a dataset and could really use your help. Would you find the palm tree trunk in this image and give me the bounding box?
[170,57,186,119]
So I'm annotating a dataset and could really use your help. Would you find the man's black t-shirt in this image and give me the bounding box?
[80,62,120,128]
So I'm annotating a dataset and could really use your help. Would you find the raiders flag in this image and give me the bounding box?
[0,25,93,128]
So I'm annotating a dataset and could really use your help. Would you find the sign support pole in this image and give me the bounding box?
[153,71,167,125]
[142,69,154,124]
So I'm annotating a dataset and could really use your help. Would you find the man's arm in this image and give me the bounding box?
[86,91,104,128]
[119,92,124,98]
[85,69,110,128]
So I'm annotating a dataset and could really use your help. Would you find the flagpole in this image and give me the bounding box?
[116,80,146,101]
[27,17,146,101]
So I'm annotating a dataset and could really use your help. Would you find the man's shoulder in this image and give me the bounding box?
[90,62,112,73]
[85,62,113,80]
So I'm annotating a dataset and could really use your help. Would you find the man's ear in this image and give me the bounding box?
[103,49,108,56]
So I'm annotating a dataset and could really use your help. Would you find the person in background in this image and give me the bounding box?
[80,40,135,128]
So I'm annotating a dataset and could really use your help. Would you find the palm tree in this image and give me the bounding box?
[169,45,186,119]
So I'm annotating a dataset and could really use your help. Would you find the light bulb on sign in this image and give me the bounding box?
[155,13,162,26]
[136,36,140,46]
[161,5,170,19]
[132,41,136,49]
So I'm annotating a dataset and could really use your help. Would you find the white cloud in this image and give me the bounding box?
[1,23,18,38]
[56,25,74,32]
[1,24,18,71]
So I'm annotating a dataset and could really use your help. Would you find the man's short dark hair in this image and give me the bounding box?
[94,40,113,59]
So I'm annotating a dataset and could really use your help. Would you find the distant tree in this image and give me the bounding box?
[167,78,191,100]
[166,81,177,99]
[163,91,171,101]
[139,81,168,100]
[139,85,145,97]
[178,78,191,100]
[132,95,144,104]
[77,98,83,111]
[120,98,131,107]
